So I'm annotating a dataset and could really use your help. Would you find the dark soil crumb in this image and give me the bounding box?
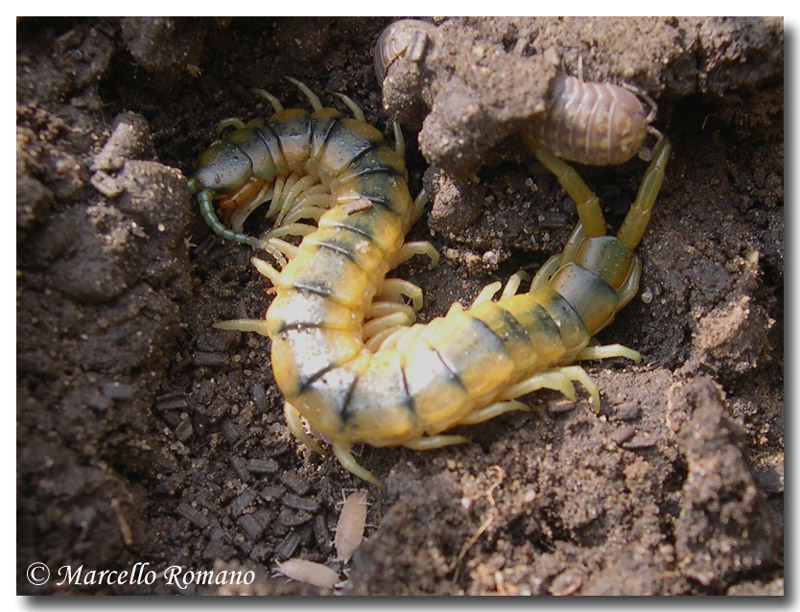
[17,17,782,596]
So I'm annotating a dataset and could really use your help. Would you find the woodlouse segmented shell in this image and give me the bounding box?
[275,559,339,589]
[374,19,437,83]
[335,490,368,562]
[530,74,651,165]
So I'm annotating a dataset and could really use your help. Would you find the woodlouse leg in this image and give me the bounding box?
[621,81,658,124]
[332,441,385,489]
[457,400,530,425]
[522,134,607,238]
[284,402,326,456]
[497,365,601,413]
[638,126,665,162]
[616,138,671,252]
[402,434,470,451]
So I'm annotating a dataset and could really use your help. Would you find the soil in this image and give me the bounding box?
[17,17,783,595]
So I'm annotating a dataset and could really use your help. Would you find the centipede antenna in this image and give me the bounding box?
[198,190,265,250]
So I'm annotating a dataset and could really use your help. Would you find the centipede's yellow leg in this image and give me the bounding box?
[216,117,247,135]
[251,88,283,113]
[522,133,606,239]
[332,91,365,122]
[497,365,601,413]
[332,440,385,489]
[501,270,531,298]
[378,278,424,311]
[363,312,415,349]
[393,122,405,159]
[284,402,326,456]
[471,281,502,307]
[410,189,427,224]
[458,400,530,425]
[285,76,322,111]
[392,241,440,268]
[250,257,282,285]
[212,318,270,336]
[530,254,561,291]
[576,344,641,363]
[402,434,470,451]
[616,138,671,251]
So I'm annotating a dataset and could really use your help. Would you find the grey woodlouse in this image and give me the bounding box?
[529,72,662,165]
[374,18,436,83]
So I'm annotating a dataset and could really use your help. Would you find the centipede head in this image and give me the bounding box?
[193,141,253,196]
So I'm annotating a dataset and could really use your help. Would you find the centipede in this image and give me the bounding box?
[189,76,670,489]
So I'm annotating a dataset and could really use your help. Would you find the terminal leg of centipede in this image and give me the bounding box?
[514,134,671,412]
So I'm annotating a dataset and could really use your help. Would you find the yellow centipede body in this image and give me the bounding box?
[189,79,671,488]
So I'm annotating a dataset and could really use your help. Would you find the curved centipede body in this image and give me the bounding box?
[529,73,661,165]
[190,79,671,488]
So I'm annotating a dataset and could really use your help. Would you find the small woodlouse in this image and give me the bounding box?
[335,490,369,562]
[529,73,662,165]
[275,559,339,589]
